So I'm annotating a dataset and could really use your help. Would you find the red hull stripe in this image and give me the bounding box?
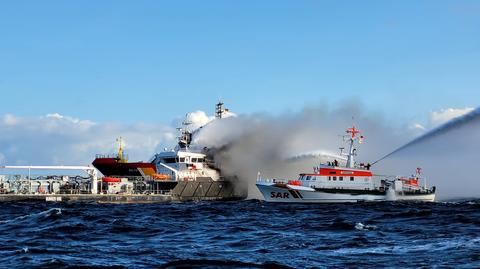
[303,168,372,177]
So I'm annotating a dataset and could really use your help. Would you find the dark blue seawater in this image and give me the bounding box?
[0,200,479,268]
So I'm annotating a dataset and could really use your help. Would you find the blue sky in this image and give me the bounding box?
[0,0,479,125]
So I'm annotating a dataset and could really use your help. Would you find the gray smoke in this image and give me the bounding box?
[193,103,411,199]
[194,104,480,200]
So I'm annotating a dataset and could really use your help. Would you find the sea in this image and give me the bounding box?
[0,200,479,268]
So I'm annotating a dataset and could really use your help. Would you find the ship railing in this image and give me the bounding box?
[96,154,116,159]
[95,154,129,160]
[257,178,287,184]
[140,189,172,195]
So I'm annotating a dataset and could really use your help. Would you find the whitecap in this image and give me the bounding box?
[355,222,377,231]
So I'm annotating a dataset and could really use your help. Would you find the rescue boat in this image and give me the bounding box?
[256,126,436,203]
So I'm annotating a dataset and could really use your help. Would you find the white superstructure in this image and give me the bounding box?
[150,101,233,182]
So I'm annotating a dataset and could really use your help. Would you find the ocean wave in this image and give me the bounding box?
[330,237,480,256]
[159,259,292,269]
[0,201,478,267]
[0,208,62,225]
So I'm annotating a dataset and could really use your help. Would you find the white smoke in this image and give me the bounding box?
[193,103,414,199]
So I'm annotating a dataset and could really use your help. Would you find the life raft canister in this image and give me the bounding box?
[288,180,302,186]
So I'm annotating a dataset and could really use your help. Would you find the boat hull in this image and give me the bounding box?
[171,179,246,201]
[386,191,436,202]
[256,182,435,203]
[92,158,157,177]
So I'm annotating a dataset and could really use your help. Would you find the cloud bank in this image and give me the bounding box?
[0,113,176,166]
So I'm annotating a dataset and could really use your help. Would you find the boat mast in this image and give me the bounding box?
[345,126,362,168]
[177,115,193,151]
[116,137,127,163]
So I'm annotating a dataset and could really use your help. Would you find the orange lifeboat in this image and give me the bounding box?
[400,177,419,186]
[152,174,171,180]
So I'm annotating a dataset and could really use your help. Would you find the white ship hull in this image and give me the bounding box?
[386,191,436,202]
[256,182,435,203]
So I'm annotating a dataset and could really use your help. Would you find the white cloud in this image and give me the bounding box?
[0,113,177,165]
[409,107,475,135]
[45,113,64,119]
[430,107,475,126]
[185,110,215,130]
[410,123,426,131]
[2,114,19,126]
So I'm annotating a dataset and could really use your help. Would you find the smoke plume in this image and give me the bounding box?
[193,103,411,199]
[193,104,480,200]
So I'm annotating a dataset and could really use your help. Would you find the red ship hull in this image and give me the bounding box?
[92,157,157,177]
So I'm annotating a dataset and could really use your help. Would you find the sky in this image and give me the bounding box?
[0,1,479,166]
[0,1,479,123]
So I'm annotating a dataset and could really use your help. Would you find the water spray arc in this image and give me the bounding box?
[372,107,480,166]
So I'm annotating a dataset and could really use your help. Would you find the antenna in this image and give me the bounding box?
[344,125,363,168]
[215,100,225,119]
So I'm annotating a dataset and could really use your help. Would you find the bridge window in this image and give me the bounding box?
[350,177,354,181]
[191,158,197,162]
[328,176,331,181]
[306,176,311,181]
[164,158,176,163]
[333,176,337,181]
[339,177,343,181]
[179,158,185,163]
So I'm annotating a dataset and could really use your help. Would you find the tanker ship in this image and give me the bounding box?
[92,137,157,178]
